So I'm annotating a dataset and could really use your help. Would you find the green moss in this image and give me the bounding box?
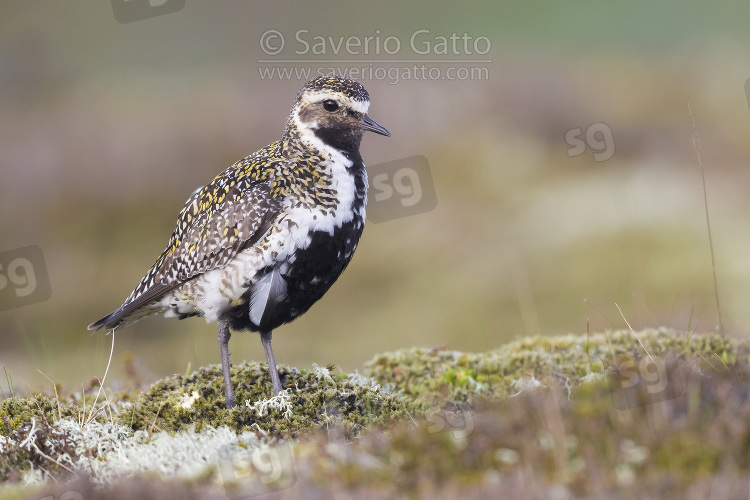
[0,395,82,481]
[121,362,424,437]
[4,328,750,495]
[364,328,749,403]
[0,395,74,435]
[295,354,750,498]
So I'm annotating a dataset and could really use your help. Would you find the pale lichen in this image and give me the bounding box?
[2,328,750,498]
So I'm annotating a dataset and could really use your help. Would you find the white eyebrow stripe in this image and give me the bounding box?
[347,99,370,114]
[299,91,371,114]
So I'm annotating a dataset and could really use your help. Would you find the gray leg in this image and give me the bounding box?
[217,321,236,409]
[260,330,283,395]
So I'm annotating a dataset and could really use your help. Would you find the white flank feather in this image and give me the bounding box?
[249,268,287,327]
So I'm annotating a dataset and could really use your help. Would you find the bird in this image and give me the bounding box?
[88,75,390,409]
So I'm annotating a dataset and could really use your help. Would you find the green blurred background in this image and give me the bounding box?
[2,0,750,393]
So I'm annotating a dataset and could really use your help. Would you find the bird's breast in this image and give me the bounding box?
[172,156,367,326]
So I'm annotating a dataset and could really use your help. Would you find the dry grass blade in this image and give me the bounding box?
[688,103,724,339]
[84,377,112,426]
[37,369,63,422]
[86,328,115,425]
[615,302,654,362]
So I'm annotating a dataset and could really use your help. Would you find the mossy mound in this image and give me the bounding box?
[364,328,747,403]
[3,328,750,496]
[0,395,86,481]
[122,362,424,437]
[0,395,78,435]
[13,345,750,499]
[292,356,750,498]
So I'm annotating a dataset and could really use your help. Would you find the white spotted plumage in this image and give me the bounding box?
[160,145,365,324]
[88,75,389,407]
[89,75,387,333]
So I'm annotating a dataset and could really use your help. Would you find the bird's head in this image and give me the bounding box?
[288,76,390,156]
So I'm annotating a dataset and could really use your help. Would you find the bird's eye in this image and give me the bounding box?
[322,100,339,112]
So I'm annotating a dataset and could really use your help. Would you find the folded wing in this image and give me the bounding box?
[88,177,281,331]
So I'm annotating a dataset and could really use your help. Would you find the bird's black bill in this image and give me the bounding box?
[361,115,390,136]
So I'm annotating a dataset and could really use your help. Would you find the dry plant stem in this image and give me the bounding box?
[37,369,63,421]
[689,103,724,339]
[86,328,115,424]
[615,302,654,362]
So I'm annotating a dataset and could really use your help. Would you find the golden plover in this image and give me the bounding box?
[88,76,390,408]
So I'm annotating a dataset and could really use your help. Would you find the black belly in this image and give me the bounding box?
[223,219,363,332]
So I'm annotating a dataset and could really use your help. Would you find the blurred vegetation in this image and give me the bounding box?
[3,329,750,497]
[1,2,750,404]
